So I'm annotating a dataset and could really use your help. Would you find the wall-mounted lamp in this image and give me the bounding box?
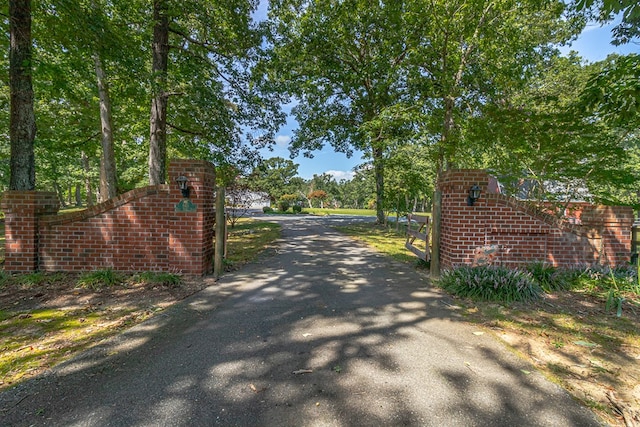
[467,184,481,206]
[176,175,190,198]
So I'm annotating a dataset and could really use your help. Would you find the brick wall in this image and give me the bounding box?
[1,159,216,275]
[438,170,634,269]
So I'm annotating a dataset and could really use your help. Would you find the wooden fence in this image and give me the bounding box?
[405,214,430,261]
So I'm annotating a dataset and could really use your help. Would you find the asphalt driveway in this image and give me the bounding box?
[0,215,603,426]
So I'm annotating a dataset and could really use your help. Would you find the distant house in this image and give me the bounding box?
[226,189,270,211]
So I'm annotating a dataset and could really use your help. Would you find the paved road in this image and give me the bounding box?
[1,216,603,426]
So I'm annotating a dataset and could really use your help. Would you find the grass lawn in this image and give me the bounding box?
[336,222,419,264]
[225,219,281,269]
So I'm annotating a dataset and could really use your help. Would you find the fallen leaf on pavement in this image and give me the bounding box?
[292,369,313,375]
[249,383,267,393]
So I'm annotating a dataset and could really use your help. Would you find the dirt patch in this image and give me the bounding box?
[459,291,640,426]
[1,274,209,313]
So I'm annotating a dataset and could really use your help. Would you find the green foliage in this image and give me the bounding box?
[565,265,638,294]
[438,266,543,303]
[278,200,290,212]
[262,206,274,213]
[248,157,300,204]
[77,269,124,290]
[129,272,182,288]
[474,54,639,206]
[15,272,47,288]
[1,0,284,199]
[581,54,640,129]
[524,262,576,292]
[292,204,302,213]
[575,0,639,45]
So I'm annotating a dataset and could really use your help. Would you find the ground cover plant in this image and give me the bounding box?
[438,265,543,303]
[0,219,280,392]
[335,222,640,426]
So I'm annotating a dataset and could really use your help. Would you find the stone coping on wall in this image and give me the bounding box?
[40,185,170,227]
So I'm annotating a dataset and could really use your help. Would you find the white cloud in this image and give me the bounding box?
[275,135,291,147]
[325,170,355,181]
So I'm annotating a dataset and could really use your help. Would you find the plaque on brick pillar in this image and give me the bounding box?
[175,199,197,212]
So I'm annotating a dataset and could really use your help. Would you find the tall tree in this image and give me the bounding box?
[31,0,148,201]
[94,50,117,200]
[247,157,299,204]
[149,0,169,185]
[269,0,412,224]
[147,0,285,184]
[400,0,579,276]
[9,0,36,190]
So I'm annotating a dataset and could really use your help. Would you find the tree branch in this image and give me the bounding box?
[167,122,203,136]
[169,26,232,61]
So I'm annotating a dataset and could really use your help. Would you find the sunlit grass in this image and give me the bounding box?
[225,219,281,269]
[335,222,417,264]
[303,208,376,216]
[0,306,145,390]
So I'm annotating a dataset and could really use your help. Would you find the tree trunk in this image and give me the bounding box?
[54,182,66,208]
[75,184,82,206]
[9,0,36,191]
[94,53,118,201]
[82,151,94,206]
[373,146,385,224]
[430,186,442,279]
[214,185,226,278]
[149,0,169,185]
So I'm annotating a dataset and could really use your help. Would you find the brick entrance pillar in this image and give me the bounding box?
[1,191,59,272]
[168,160,216,275]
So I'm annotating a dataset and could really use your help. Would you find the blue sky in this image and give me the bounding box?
[256,6,640,181]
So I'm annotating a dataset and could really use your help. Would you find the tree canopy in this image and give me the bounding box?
[1,0,284,201]
[2,0,638,223]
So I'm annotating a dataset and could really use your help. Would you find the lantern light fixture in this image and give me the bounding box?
[176,175,190,198]
[467,185,481,206]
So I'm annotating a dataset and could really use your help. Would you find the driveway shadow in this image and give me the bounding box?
[0,216,602,426]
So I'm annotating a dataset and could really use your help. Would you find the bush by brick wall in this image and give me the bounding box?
[1,159,216,275]
[438,170,634,269]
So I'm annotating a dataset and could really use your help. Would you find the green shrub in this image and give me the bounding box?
[77,269,124,290]
[565,265,637,294]
[292,204,302,213]
[278,201,290,212]
[262,206,274,213]
[0,271,9,289]
[16,272,47,288]
[130,272,182,288]
[438,265,543,303]
[525,262,556,291]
